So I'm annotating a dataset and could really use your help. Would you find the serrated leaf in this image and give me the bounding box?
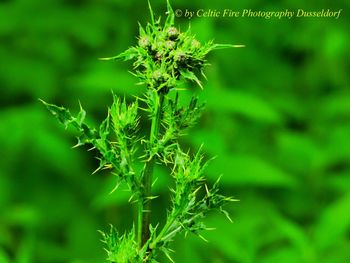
[180,69,203,89]
[39,99,76,129]
[99,112,110,140]
[99,47,139,62]
[100,225,140,263]
[76,101,86,126]
[165,0,175,29]
[147,0,155,26]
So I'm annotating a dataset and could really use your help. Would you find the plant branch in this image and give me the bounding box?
[149,213,177,250]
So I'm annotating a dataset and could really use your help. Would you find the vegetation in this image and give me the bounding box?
[0,0,349,262]
[40,1,241,262]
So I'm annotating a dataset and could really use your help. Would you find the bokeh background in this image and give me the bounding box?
[1,0,349,262]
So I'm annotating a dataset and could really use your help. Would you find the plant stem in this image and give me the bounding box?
[138,91,164,248]
[149,214,177,249]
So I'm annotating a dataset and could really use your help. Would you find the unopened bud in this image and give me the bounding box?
[167,27,179,40]
[155,52,162,61]
[152,70,170,83]
[165,40,176,49]
[138,36,150,48]
[152,70,163,81]
[174,50,187,63]
[191,39,201,49]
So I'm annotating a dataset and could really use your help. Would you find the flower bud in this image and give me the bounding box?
[191,39,201,49]
[165,40,176,50]
[152,70,163,81]
[167,27,179,40]
[138,36,150,48]
[174,50,187,63]
[152,70,170,83]
[155,52,162,61]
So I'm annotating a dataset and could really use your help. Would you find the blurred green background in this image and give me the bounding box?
[1,0,349,262]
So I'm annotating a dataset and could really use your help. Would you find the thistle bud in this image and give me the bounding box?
[152,70,163,81]
[138,36,151,48]
[152,70,170,83]
[155,52,162,61]
[165,40,176,50]
[167,27,179,40]
[191,39,201,49]
[174,50,187,63]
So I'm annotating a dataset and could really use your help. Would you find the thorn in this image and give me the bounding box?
[146,195,159,200]
[128,194,135,203]
[71,143,82,149]
[109,181,121,194]
[204,184,210,195]
[98,56,118,61]
[198,234,208,242]
[164,250,175,263]
[152,177,159,187]
[174,87,187,91]
[38,98,49,106]
[130,198,139,204]
[221,208,233,223]
[78,99,83,110]
[103,164,113,170]
[92,166,102,175]
[193,186,202,195]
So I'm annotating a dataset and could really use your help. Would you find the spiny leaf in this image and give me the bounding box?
[76,101,86,126]
[165,0,175,29]
[99,111,111,140]
[39,99,77,129]
[148,0,155,26]
[100,225,140,263]
[180,69,203,89]
[99,47,140,61]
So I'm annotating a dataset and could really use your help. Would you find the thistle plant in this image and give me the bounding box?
[40,1,242,262]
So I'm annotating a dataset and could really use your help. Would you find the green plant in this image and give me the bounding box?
[40,1,242,262]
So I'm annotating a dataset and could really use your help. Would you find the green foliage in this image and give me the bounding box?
[1,0,349,262]
[40,1,238,262]
[40,97,139,193]
[100,1,239,93]
[100,226,140,263]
